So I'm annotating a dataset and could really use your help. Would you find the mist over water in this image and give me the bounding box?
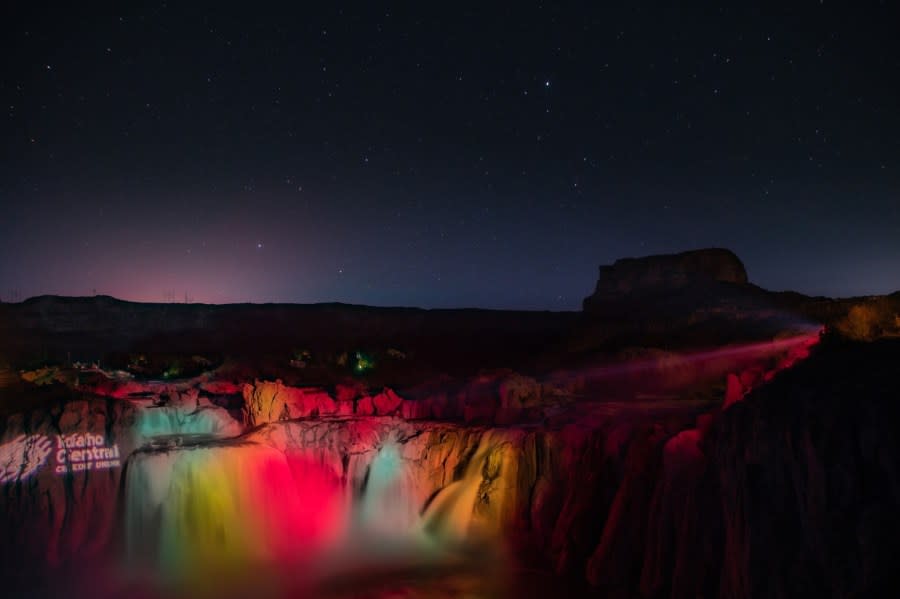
[119,432,507,598]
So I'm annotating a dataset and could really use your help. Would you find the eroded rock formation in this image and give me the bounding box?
[577,248,824,353]
[242,379,338,425]
[585,248,748,304]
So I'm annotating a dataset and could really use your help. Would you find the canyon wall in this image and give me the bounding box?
[7,336,876,598]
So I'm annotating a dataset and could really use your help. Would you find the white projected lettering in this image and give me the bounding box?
[54,433,121,474]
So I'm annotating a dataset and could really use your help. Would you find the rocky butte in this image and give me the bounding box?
[0,248,898,598]
[584,247,749,302]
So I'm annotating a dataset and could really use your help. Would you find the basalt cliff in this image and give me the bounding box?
[1,248,898,598]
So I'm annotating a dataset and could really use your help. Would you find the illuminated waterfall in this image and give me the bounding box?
[135,405,242,445]
[124,443,345,584]
[356,442,420,537]
[419,430,518,547]
[420,448,488,543]
[121,424,507,593]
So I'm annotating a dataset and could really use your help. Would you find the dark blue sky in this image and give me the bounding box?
[2,3,898,308]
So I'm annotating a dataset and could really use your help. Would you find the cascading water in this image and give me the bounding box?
[138,406,241,436]
[420,445,492,544]
[418,430,517,547]
[125,443,345,581]
[121,421,509,595]
[356,442,420,537]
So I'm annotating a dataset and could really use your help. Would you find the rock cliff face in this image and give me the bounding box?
[5,320,848,592]
[0,398,138,569]
[4,335,898,597]
[577,249,822,352]
[0,337,814,595]
[709,337,900,598]
[118,330,872,599]
[584,248,748,307]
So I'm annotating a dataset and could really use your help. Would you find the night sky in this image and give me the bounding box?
[2,3,898,309]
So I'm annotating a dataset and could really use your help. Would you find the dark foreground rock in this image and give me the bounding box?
[709,336,900,598]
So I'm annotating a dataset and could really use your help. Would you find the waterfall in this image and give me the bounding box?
[123,433,427,578]
[135,404,242,446]
[121,422,504,593]
[356,442,420,537]
[420,438,497,545]
[124,442,346,584]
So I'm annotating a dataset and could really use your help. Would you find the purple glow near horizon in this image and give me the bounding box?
[2,5,898,308]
